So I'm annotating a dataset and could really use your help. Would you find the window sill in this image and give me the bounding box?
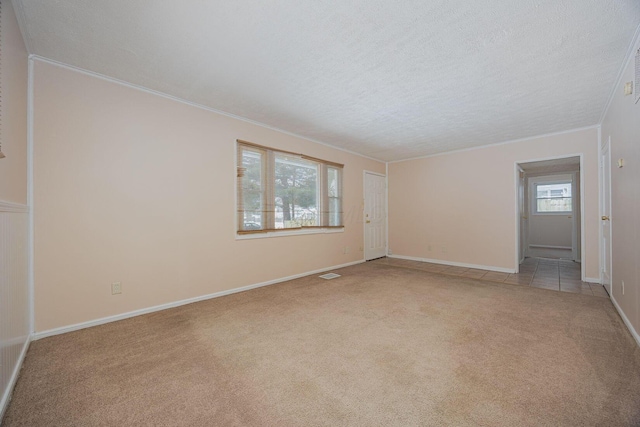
[236,227,344,240]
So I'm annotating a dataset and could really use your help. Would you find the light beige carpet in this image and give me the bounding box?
[3,261,640,426]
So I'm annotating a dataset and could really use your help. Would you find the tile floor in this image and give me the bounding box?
[375,257,609,298]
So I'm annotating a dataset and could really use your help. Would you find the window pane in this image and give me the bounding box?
[327,167,341,226]
[274,154,318,228]
[537,183,571,198]
[537,197,572,212]
[328,198,341,226]
[536,182,572,213]
[241,148,263,230]
[328,168,339,197]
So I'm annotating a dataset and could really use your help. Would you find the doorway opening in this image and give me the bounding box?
[516,156,583,279]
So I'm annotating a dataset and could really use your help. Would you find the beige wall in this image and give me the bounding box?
[0,0,28,204]
[528,215,573,248]
[33,60,385,332]
[601,36,640,338]
[388,128,599,278]
[0,0,30,418]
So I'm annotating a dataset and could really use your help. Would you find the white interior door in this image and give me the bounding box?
[601,141,612,293]
[364,172,386,260]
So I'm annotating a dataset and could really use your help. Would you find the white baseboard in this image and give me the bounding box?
[32,260,364,340]
[528,245,572,250]
[611,294,640,348]
[0,335,31,421]
[526,247,574,260]
[583,277,601,284]
[388,254,515,274]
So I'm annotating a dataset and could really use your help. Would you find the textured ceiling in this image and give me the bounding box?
[13,0,640,161]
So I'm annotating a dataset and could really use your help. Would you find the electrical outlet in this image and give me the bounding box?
[622,280,625,295]
[441,246,447,253]
[343,246,350,254]
[111,282,122,295]
[428,245,432,252]
[388,250,393,255]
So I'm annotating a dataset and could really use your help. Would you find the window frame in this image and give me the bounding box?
[236,140,344,238]
[531,179,573,215]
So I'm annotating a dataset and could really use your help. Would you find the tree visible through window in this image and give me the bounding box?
[237,140,343,233]
[275,154,318,228]
[535,182,572,213]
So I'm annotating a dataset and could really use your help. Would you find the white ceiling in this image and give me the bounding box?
[13,0,640,161]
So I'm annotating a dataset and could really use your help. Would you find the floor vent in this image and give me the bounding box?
[319,273,341,280]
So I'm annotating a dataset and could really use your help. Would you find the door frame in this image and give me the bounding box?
[571,171,580,262]
[514,154,585,279]
[516,165,527,263]
[363,170,387,261]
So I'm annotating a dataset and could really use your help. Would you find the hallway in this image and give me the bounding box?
[512,257,607,296]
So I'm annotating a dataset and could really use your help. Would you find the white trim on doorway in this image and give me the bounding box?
[514,153,586,280]
[514,164,524,271]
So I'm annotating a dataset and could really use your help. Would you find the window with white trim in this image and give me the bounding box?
[237,140,343,234]
[534,182,572,213]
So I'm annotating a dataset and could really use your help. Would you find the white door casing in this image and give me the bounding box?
[364,172,386,260]
[600,140,612,293]
[518,168,527,263]
[571,171,579,262]
[516,156,583,275]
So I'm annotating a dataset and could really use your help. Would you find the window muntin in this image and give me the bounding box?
[535,182,572,213]
[237,140,343,234]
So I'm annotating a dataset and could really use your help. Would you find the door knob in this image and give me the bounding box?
[602,216,610,221]
[366,220,371,224]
